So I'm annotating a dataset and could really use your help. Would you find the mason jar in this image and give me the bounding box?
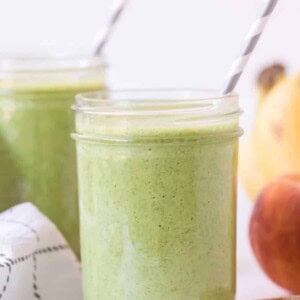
[0,57,106,256]
[73,89,242,299]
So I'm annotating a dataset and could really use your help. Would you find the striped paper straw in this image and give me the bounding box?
[221,0,279,95]
[93,0,129,55]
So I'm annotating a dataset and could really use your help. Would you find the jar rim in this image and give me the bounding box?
[73,88,240,118]
[0,55,106,74]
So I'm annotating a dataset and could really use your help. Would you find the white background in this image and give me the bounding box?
[1,0,299,299]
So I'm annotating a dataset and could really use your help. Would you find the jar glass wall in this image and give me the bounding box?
[0,56,106,256]
[73,89,242,299]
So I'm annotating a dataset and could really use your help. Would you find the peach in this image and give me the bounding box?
[249,174,300,293]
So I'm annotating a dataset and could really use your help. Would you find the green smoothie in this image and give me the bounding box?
[73,91,241,299]
[0,57,105,256]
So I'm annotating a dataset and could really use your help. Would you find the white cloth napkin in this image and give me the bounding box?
[0,203,83,300]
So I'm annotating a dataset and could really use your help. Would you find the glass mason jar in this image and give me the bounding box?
[72,90,242,300]
[0,57,106,256]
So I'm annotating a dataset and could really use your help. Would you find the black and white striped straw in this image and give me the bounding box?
[93,0,129,55]
[221,0,279,95]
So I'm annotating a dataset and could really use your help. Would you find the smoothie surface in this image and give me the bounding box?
[77,114,240,299]
[0,78,105,256]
